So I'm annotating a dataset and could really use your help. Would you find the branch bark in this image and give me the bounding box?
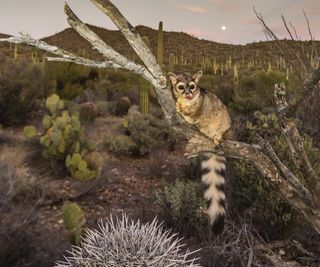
[1,1,320,234]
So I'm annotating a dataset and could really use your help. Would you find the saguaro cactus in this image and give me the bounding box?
[168,53,175,72]
[139,77,149,114]
[157,21,163,66]
[233,64,239,86]
[14,44,18,60]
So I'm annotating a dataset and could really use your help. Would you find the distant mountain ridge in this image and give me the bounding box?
[0,24,319,66]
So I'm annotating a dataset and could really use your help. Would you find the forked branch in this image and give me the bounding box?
[1,1,320,234]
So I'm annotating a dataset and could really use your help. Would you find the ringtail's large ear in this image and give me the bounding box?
[193,71,203,83]
[167,72,178,86]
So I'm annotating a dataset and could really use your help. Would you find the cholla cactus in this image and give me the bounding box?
[55,214,201,267]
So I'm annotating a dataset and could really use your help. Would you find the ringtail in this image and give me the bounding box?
[167,71,231,234]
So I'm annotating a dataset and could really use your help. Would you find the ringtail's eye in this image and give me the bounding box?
[189,83,196,91]
[177,84,185,91]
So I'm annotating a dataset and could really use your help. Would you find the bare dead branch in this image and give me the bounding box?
[281,14,294,41]
[289,22,300,41]
[63,3,156,85]
[90,0,167,88]
[274,83,320,199]
[253,7,311,78]
[1,0,320,235]
[302,9,319,66]
[0,32,126,69]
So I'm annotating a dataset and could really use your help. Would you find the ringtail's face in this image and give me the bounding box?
[167,71,203,100]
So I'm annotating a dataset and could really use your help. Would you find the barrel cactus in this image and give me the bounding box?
[55,214,201,267]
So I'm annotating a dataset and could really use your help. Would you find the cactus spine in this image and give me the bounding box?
[157,21,163,66]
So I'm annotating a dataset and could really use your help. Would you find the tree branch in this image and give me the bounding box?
[0,32,125,69]
[63,3,155,85]
[90,0,167,88]
[1,0,320,235]
[274,83,320,199]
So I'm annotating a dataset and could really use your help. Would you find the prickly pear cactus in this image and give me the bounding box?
[65,153,97,180]
[39,94,97,180]
[62,201,85,245]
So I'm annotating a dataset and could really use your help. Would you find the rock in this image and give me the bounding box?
[110,168,120,176]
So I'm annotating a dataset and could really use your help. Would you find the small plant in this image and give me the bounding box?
[62,201,85,246]
[156,180,207,234]
[23,125,37,139]
[55,214,200,267]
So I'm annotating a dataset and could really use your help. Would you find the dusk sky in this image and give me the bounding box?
[0,0,318,44]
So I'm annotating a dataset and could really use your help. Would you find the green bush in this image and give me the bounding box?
[0,58,45,126]
[232,71,287,113]
[126,114,176,155]
[156,180,207,234]
[105,114,176,156]
[232,160,297,233]
[104,134,136,155]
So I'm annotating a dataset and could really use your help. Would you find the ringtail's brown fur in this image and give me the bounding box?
[168,70,231,234]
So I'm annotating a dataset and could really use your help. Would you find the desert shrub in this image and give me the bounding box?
[126,114,177,155]
[0,58,45,126]
[27,94,97,180]
[0,154,40,206]
[46,63,97,100]
[104,134,136,155]
[96,100,115,116]
[232,160,297,234]
[62,201,85,245]
[297,87,320,146]
[105,114,176,156]
[55,214,200,267]
[156,180,207,234]
[232,71,287,113]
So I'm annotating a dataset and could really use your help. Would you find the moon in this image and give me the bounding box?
[221,25,226,31]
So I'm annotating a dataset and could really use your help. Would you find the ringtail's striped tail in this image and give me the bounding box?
[201,152,226,234]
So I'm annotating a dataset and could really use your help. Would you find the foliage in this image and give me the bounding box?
[61,201,85,246]
[45,62,97,100]
[104,134,135,155]
[0,58,45,126]
[232,160,297,233]
[96,100,115,116]
[232,71,287,113]
[55,214,200,267]
[126,114,176,155]
[156,180,207,234]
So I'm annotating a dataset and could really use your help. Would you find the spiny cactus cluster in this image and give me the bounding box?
[55,214,201,267]
[40,94,81,159]
[65,153,96,180]
[40,94,97,180]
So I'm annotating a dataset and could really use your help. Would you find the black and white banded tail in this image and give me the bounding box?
[201,152,226,234]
